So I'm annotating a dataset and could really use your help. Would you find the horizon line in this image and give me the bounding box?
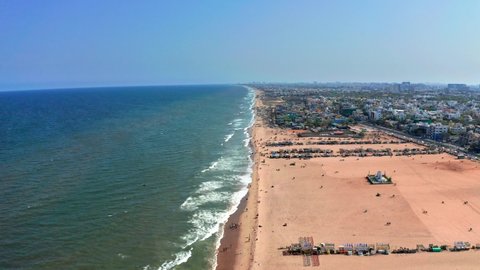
[0,83,244,93]
[1,81,479,92]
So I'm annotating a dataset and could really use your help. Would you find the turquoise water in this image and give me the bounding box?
[0,85,254,270]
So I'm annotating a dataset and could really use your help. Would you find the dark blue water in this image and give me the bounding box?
[0,85,254,270]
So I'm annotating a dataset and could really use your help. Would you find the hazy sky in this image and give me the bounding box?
[1,0,479,90]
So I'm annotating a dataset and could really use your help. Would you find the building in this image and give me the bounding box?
[393,109,406,121]
[400,82,412,91]
[369,110,382,121]
[447,84,468,91]
[409,122,429,137]
[450,123,466,134]
[367,171,392,184]
[444,111,460,120]
[340,107,356,117]
[427,123,448,141]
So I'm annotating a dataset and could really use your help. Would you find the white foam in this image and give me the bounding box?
[203,156,233,173]
[180,192,230,211]
[180,173,252,249]
[180,197,197,211]
[232,118,243,128]
[196,181,223,193]
[180,210,224,248]
[201,161,218,173]
[158,249,192,270]
[117,253,128,259]
[224,132,234,143]
[181,234,199,249]
[192,210,227,241]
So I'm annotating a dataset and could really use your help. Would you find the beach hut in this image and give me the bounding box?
[299,237,314,254]
[319,243,335,254]
[451,241,470,251]
[285,243,302,255]
[354,243,369,255]
[427,244,442,252]
[376,243,390,254]
[338,243,354,255]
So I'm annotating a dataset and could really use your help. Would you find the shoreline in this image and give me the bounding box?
[215,89,261,270]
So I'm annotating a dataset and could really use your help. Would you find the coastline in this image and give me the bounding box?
[215,89,261,270]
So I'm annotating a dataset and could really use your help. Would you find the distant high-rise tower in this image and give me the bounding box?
[400,82,411,91]
[447,84,468,91]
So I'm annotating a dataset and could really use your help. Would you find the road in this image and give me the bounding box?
[359,122,479,161]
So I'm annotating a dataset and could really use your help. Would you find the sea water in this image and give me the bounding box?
[0,85,254,270]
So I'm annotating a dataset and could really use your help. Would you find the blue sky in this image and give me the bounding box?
[0,0,479,90]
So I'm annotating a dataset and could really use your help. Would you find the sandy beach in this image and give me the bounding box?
[216,90,480,270]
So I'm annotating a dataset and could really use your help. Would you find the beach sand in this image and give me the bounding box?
[216,90,480,270]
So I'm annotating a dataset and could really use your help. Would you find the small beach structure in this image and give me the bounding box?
[283,236,316,256]
[367,171,393,185]
[426,244,442,252]
[354,243,370,255]
[392,247,417,254]
[451,241,470,251]
[300,236,314,254]
[376,243,391,254]
[319,243,335,254]
[338,243,354,255]
[281,239,480,265]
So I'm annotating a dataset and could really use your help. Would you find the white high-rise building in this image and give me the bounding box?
[427,123,448,140]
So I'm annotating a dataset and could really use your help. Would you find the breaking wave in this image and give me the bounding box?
[196,181,223,193]
[157,249,192,270]
[201,161,218,173]
[180,192,231,211]
[224,132,234,143]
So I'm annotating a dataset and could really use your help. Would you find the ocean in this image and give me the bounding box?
[0,85,255,270]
